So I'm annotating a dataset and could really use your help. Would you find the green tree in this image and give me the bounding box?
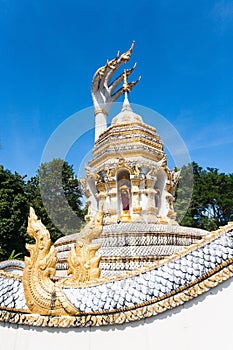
[200,167,233,229]
[176,162,233,231]
[0,166,29,260]
[0,160,85,261]
[28,159,85,241]
[174,163,194,226]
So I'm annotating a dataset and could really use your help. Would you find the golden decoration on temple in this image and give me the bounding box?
[65,212,104,285]
[22,207,78,316]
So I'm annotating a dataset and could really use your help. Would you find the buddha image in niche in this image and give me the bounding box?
[119,176,131,211]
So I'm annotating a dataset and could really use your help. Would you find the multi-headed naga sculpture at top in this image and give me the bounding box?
[91,41,140,141]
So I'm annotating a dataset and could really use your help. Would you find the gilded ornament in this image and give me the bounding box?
[22,207,78,316]
[65,211,104,285]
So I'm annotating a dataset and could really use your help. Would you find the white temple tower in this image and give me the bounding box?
[83,92,178,226]
[56,93,207,277]
[55,44,208,277]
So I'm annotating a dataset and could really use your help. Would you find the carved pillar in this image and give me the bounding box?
[165,192,177,223]
[106,180,117,223]
[96,182,107,212]
[131,177,143,221]
[145,178,158,223]
[164,177,177,224]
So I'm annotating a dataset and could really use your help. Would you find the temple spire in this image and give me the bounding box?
[122,92,132,112]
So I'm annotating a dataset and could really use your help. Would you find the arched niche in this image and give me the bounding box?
[154,169,167,216]
[116,169,131,220]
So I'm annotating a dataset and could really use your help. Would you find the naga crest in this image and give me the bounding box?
[91,41,141,117]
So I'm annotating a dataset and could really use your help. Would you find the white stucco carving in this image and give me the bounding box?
[91,42,140,141]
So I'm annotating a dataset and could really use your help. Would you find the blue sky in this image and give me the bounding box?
[0,0,233,178]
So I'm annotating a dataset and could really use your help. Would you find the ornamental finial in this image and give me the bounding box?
[123,69,131,93]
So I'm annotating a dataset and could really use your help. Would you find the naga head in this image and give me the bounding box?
[91,41,141,116]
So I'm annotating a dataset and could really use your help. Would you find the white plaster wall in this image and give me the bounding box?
[1,278,233,350]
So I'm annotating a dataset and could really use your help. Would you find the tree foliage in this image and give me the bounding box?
[0,160,85,261]
[28,159,85,241]
[0,166,29,260]
[176,162,233,231]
